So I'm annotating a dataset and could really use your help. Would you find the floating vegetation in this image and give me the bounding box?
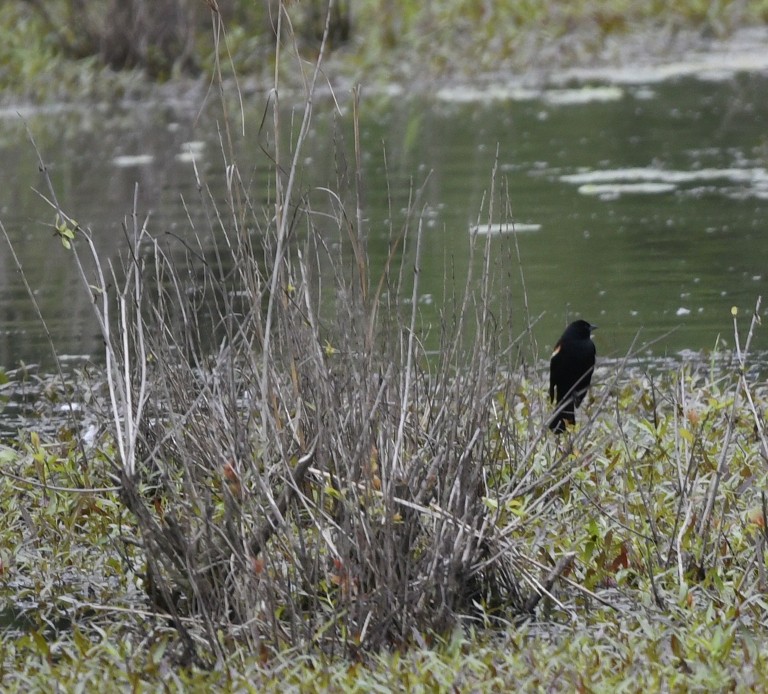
[470,222,541,235]
[112,154,154,168]
[562,166,768,199]
[542,86,624,105]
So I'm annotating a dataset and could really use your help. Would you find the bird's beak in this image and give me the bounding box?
[590,324,598,332]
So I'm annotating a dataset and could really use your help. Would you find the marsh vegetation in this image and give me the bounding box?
[2,1,768,689]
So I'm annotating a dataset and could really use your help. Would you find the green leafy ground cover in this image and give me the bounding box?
[2,342,768,689]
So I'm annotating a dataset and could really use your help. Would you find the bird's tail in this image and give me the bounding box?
[548,399,575,434]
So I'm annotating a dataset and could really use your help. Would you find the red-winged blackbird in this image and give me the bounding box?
[549,320,597,433]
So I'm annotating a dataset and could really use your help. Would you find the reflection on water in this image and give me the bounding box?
[1,70,768,373]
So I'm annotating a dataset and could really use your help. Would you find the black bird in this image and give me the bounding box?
[549,320,597,433]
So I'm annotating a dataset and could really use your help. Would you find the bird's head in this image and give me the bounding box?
[569,319,597,339]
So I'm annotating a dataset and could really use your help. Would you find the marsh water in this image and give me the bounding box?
[1,62,768,376]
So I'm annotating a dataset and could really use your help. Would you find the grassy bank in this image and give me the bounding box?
[1,1,767,99]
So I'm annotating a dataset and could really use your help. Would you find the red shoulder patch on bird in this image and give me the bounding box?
[551,344,561,357]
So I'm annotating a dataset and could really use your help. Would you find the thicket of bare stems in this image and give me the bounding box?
[23,3,553,666]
